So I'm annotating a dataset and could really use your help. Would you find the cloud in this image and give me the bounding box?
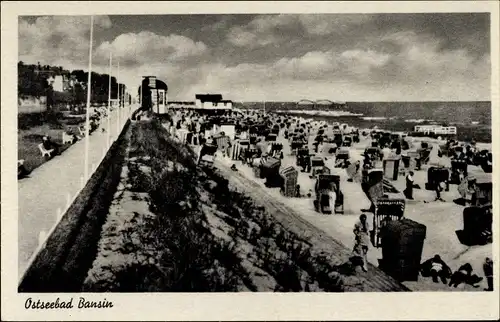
[226,14,375,48]
[298,14,374,35]
[376,31,490,88]
[18,14,490,101]
[168,32,489,101]
[226,14,300,48]
[19,16,112,69]
[19,16,208,89]
[95,31,208,65]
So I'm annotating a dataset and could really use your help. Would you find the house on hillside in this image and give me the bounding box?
[46,74,77,92]
[195,94,233,110]
[47,75,64,92]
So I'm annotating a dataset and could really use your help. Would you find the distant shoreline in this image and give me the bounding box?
[234,106,492,147]
[270,110,491,144]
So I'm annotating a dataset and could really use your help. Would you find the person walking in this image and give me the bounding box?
[405,171,415,200]
[352,213,371,272]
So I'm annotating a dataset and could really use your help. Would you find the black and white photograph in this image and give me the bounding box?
[2,1,499,321]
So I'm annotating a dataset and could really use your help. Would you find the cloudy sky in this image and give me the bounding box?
[18,13,491,101]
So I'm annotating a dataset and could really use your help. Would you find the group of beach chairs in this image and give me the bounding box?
[19,115,103,179]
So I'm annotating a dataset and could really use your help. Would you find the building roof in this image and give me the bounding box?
[138,77,168,93]
[195,94,223,102]
[169,101,196,105]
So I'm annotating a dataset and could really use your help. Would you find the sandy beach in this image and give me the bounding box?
[211,113,492,291]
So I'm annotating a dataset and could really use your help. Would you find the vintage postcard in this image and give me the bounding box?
[1,1,499,321]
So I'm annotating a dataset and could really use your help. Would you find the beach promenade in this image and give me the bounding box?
[18,106,133,278]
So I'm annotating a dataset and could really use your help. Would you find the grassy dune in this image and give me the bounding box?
[83,119,359,292]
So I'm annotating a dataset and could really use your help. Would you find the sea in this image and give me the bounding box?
[235,101,492,143]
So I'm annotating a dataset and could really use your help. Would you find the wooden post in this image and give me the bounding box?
[38,231,47,247]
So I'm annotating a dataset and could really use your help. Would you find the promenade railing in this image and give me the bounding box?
[18,104,135,284]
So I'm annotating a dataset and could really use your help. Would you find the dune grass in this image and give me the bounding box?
[85,118,347,292]
[84,120,242,291]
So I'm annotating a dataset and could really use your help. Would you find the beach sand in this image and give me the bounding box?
[215,119,491,292]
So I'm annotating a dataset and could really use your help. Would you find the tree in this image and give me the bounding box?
[73,83,86,112]
[46,85,54,110]
[71,70,87,83]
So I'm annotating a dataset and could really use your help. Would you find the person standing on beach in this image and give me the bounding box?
[483,257,493,291]
[352,214,371,272]
[435,180,445,202]
[405,171,415,200]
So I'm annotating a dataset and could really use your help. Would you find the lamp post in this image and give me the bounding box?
[116,61,120,137]
[84,15,94,181]
[107,51,112,148]
[140,77,144,107]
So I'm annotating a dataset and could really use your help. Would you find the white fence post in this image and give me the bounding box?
[57,207,62,220]
[92,163,96,173]
[80,175,85,189]
[38,231,47,247]
[66,193,71,208]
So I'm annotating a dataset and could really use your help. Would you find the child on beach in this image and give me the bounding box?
[434,180,446,202]
[352,214,371,272]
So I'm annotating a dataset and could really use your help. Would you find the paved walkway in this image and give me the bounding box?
[18,106,134,278]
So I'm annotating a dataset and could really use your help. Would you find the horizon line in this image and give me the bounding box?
[167,99,492,103]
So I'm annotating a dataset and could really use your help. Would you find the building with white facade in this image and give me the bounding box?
[195,94,233,110]
[47,75,65,92]
[414,124,457,135]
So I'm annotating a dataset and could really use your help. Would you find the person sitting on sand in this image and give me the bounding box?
[352,214,371,272]
[18,159,30,178]
[207,136,217,147]
[449,263,483,288]
[420,254,452,284]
